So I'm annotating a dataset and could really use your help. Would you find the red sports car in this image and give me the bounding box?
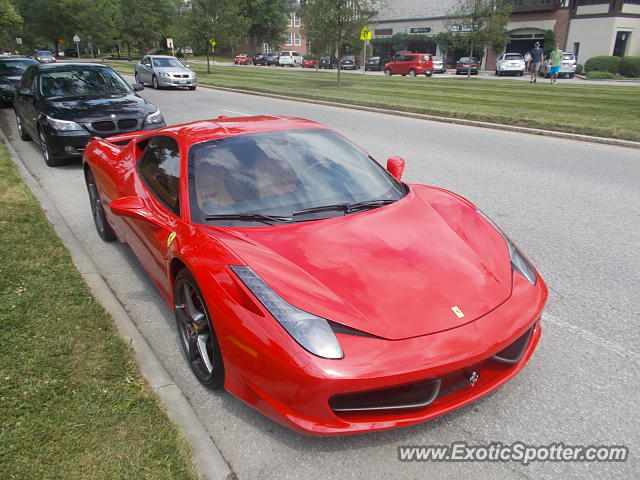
[301,59,318,68]
[83,116,547,435]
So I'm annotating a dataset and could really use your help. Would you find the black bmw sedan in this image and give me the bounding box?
[0,56,37,105]
[14,63,165,166]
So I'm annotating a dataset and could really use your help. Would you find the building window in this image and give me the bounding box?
[287,14,292,27]
[294,33,301,46]
[294,13,301,27]
[286,33,293,46]
[613,31,631,57]
[374,28,393,36]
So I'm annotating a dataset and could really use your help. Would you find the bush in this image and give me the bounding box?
[619,56,640,77]
[576,64,584,74]
[586,71,617,80]
[584,56,621,74]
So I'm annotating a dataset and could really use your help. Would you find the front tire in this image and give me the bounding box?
[16,113,31,141]
[152,75,159,89]
[84,167,116,241]
[39,128,65,167]
[175,270,224,388]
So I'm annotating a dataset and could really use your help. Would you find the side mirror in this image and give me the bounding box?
[386,157,405,181]
[17,87,33,97]
[109,196,164,228]
[132,83,144,91]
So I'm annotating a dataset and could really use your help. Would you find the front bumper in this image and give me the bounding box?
[157,75,197,87]
[213,270,547,435]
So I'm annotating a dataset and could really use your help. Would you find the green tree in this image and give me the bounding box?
[119,0,173,58]
[542,29,555,57]
[0,0,22,50]
[244,0,289,52]
[75,0,120,56]
[446,0,510,78]
[16,0,78,53]
[183,0,250,72]
[301,0,380,86]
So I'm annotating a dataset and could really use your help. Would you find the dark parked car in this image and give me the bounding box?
[251,53,265,65]
[64,48,79,58]
[264,52,280,66]
[318,56,338,69]
[456,57,480,75]
[34,50,56,63]
[13,63,165,166]
[340,55,360,70]
[364,56,387,71]
[0,55,37,105]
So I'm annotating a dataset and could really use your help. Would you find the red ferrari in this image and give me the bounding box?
[83,116,547,435]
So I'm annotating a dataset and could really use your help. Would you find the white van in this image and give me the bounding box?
[279,51,303,67]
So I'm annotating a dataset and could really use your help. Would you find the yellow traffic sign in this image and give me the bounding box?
[209,39,216,46]
[360,27,371,41]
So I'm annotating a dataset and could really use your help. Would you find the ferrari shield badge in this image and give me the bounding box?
[166,231,176,248]
[451,306,464,318]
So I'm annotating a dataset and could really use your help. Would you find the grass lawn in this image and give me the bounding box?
[109,61,640,142]
[0,140,197,479]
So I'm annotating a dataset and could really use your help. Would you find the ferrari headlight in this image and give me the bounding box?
[44,115,83,131]
[231,266,344,359]
[477,210,537,285]
[145,109,164,125]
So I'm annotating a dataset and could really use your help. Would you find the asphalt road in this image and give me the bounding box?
[2,82,639,480]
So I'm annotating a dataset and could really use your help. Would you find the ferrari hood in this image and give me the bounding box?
[218,187,513,340]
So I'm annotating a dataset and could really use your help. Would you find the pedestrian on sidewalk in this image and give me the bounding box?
[529,42,544,83]
[549,44,563,84]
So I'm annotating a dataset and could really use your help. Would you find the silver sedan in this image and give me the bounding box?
[135,55,197,90]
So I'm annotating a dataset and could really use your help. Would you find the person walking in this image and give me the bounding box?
[549,43,563,84]
[529,42,544,83]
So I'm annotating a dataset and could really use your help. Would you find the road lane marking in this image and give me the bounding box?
[222,109,249,116]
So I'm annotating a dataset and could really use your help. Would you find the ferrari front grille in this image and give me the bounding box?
[492,326,534,364]
[329,379,442,413]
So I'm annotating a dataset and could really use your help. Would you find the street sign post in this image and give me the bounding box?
[360,27,371,74]
[73,34,80,58]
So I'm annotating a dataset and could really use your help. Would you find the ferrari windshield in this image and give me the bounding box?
[152,57,184,68]
[38,68,130,98]
[188,129,406,226]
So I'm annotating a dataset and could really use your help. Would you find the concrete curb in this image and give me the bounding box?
[0,128,233,480]
[194,83,640,150]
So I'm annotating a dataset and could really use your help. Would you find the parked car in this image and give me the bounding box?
[432,56,446,74]
[383,53,434,77]
[34,50,55,64]
[279,51,303,67]
[233,54,252,65]
[83,114,547,435]
[135,55,197,90]
[301,58,318,68]
[0,55,37,106]
[340,55,360,70]
[540,52,577,78]
[14,63,165,167]
[251,53,265,65]
[495,53,525,76]
[64,48,79,58]
[364,56,387,71]
[456,57,480,75]
[264,52,280,66]
[318,56,338,69]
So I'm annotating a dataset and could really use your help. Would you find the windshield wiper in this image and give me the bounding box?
[204,213,292,225]
[292,199,396,218]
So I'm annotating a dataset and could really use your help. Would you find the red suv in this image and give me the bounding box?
[383,53,434,77]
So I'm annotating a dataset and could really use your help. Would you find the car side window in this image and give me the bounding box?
[19,65,36,91]
[138,135,181,215]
